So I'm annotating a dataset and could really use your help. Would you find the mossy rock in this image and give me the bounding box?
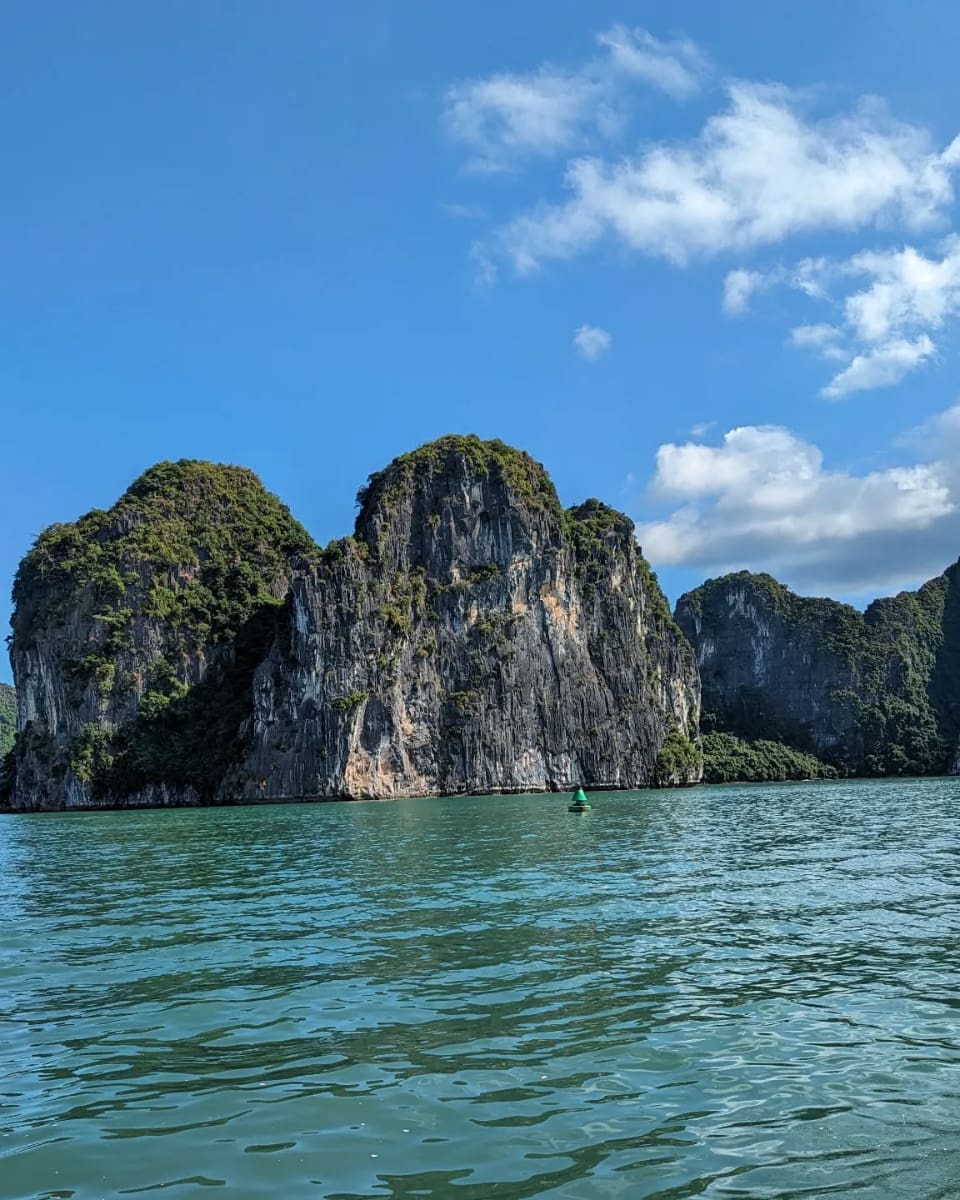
[16,459,316,651]
[13,460,318,799]
[355,435,564,534]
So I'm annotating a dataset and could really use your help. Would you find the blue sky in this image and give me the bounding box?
[5,1,960,683]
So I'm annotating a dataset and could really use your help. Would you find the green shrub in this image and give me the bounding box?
[70,724,114,785]
[0,684,15,760]
[15,459,316,663]
[653,730,702,786]
[701,731,837,784]
[448,690,480,718]
[355,435,563,533]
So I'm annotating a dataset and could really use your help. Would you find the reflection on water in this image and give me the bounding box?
[2,779,960,1198]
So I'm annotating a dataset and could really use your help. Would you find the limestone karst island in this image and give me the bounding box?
[9,6,960,1194]
[3,434,959,812]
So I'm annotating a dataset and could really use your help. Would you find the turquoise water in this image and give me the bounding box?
[2,779,960,1199]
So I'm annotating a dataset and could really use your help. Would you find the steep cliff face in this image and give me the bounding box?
[8,461,316,810]
[235,438,700,799]
[677,568,960,776]
[675,573,867,765]
[6,437,700,810]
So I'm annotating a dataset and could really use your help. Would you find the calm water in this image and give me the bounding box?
[2,780,960,1200]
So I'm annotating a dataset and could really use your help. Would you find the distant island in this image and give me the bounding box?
[2,435,959,811]
[0,684,14,761]
[679,570,960,780]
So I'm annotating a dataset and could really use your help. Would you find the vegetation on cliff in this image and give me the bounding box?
[105,602,287,799]
[681,571,868,665]
[352,436,683,663]
[338,438,681,645]
[857,576,949,775]
[12,460,317,802]
[681,568,958,777]
[355,435,564,535]
[13,437,960,807]
[653,730,702,786]
[8,435,700,808]
[0,682,14,760]
[355,436,677,618]
[701,732,836,784]
[16,459,315,657]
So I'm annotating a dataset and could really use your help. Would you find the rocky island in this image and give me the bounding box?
[5,434,960,812]
[677,567,960,780]
[2,437,700,810]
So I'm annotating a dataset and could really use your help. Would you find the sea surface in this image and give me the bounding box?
[2,779,960,1200]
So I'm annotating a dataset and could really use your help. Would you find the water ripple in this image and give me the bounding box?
[2,778,960,1198]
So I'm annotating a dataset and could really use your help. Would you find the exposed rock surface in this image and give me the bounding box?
[5,437,701,810]
[237,439,700,799]
[677,568,960,776]
[6,460,315,811]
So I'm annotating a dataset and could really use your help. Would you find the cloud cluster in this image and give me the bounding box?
[494,83,958,270]
[446,27,960,404]
[636,411,960,591]
[444,26,707,172]
[744,238,960,396]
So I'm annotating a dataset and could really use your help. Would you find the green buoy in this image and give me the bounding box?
[568,787,591,812]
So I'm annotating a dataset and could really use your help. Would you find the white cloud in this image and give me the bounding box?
[494,83,958,267]
[573,324,612,360]
[595,26,707,100]
[792,257,832,299]
[723,268,772,315]
[449,35,960,404]
[901,400,960,453]
[443,26,708,172]
[841,239,960,343]
[788,323,846,360]
[636,415,960,591]
[445,69,604,173]
[746,239,960,395]
[821,334,935,398]
[650,425,822,500]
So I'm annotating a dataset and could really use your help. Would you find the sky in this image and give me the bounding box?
[5,0,960,684]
